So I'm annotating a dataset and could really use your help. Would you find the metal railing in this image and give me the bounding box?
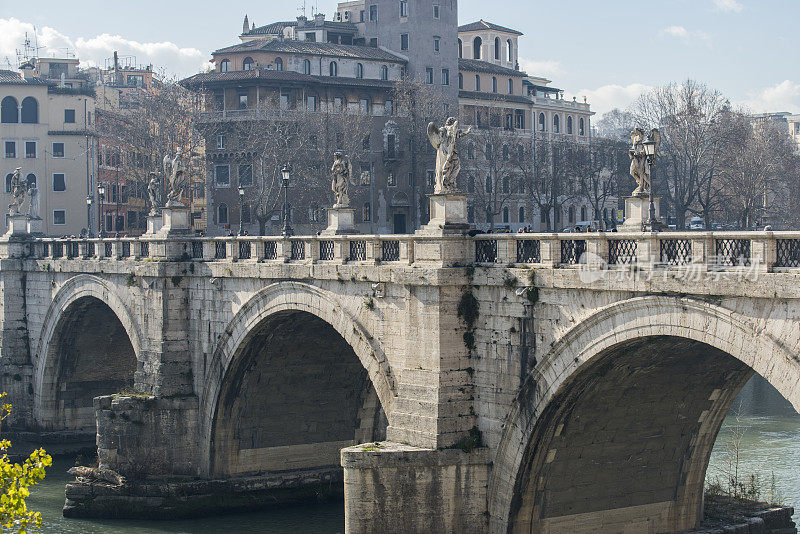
[660,239,691,266]
[319,240,335,261]
[561,239,586,265]
[715,238,751,267]
[350,240,366,262]
[475,239,497,263]
[238,241,251,260]
[776,239,800,268]
[214,241,226,260]
[381,240,400,262]
[608,239,637,265]
[516,239,541,263]
[290,240,305,261]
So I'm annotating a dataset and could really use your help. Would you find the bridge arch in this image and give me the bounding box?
[200,281,396,477]
[490,295,800,534]
[34,275,143,432]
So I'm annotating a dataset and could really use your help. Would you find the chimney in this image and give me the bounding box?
[314,13,325,26]
[296,15,307,27]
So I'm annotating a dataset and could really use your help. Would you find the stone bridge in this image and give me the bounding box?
[1,229,799,533]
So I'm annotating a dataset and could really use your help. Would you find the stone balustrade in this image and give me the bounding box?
[12,230,800,272]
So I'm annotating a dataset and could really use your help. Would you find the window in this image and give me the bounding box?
[538,113,546,132]
[426,170,435,187]
[387,172,396,186]
[400,0,408,17]
[494,37,500,60]
[4,141,15,158]
[566,116,573,134]
[433,3,440,18]
[25,173,35,188]
[127,74,144,86]
[505,114,513,130]
[275,57,283,71]
[334,96,343,112]
[215,165,230,186]
[360,9,365,22]
[217,204,228,225]
[441,68,449,86]
[304,32,317,42]
[238,92,248,109]
[519,206,525,223]
[553,114,560,133]
[303,59,311,75]
[53,210,66,225]
[507,39,513,62]
[64,109,76,123]
[492,77,497,93]
[385,99,393,115]
[568,206,575,223]
[475,75,480,91]
[363,202,371,221]
[580,206,587,222]
[502,145,510,161]
[242,57,255,70]
[473,37,482,59]
[369,4,377,21]
[508,78,514,94]
[1,97,18,123]
[21,97,38,123]
[280,91,290,110]
[306,95,317,111]
[4,174,12,193]
[360,98,370,115]
[458,73,463,89]
[515,109,525,129]
[329,61,338,76]
[433,37,440,53]
[216,134,225,150]
[238,164,252,186]
[53,173,66,192]
[400,33,409,51]
[458,39,463,58]
[49,141,64,159]
[485,174,492,193]
[356,63,364,78]
[503,207,509,223]
[425,68,434,84]
[220,59,231,72]
[241,204,251,224]
[467,142,475,159]
[381,65,388,81]
[579,117,585,136]
[25,141,36,158]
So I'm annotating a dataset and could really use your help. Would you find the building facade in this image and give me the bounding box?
[0,68,97,236]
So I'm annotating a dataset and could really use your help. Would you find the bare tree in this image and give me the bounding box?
[595,108,637,142]
[567,136,630,229]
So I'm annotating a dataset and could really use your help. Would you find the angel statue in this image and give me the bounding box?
[629,128,661,196]
[27,180,40,219]
[163,147,187,207]
[427,117,472,194]
[7,168,25,216]
[147,171,163,215]
[330,151,355,207]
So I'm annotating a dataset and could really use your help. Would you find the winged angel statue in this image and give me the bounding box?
[427,117,472,194]
[163,147,187,207]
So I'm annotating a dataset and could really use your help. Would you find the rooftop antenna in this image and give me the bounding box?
[298,0,307,18]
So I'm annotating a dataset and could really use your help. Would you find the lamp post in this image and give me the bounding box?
[238,186,245,236]
[86,195,94,237]
[642,138,657,231]
[97,184,106,238]
[281,164,293,237]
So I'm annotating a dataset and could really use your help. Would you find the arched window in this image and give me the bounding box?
[579,117,586,135]
[217,203,228,225]
[603,208,609,221]
[303,59,311,75]
[538,113,546,132]
[458,38,463,58]
[467,142,475,160]
[494,37,500,60]
[580,206,587,221]
[508,78,513,94]
[502,206,509,223]
[502,175,510,192]
[468,175,475,193]
[474,75,480,91]
[1,96,18,123]
[553,114,560,133]
[485,143,493,160]
[20,97,37,124]
[518,206,525,223]
[380,65,388,81]
[275,57,283,71]
[507,39,513,62]
[485,174,492,194]
[241,203,251,224]
[242,57,255,70]
[25,173,36,187]
[4,174,13,193]
[491,77,497,93]
[473,37,482,59]
[329,61,338,76]
[220,59,231,72]
[567,116,573,134]
[502,144,510,161]
[355,63,364,78]
[458,73,463,89]
[568,206,575,223]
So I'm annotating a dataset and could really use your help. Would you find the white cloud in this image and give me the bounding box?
[569,83,653,116]
[659,25,711,43]
[0,17,209,78]
[712,0,743,13]
[742,80,800,114]
[518,58,563,79]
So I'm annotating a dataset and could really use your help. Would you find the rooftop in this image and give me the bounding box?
[181,67,397,89]
[0,69,50,86]
[214,39,406,63]
[244,19,359,37]
[458,20,523,36]
[459,59,525,77]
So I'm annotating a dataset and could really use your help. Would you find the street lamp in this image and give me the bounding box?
[86,195,94,237]
[281,164,293,236]
[97,184,106,237]
[238,186,245,236]
[642,138,658,231]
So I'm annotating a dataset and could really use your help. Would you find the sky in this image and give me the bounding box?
[1,0,798,117]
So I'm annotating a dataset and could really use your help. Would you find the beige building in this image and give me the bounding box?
[1,67,97,236]
[789,114,800,152]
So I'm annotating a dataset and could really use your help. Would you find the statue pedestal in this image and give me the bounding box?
[4,214,29,237]
[321,206,357,236]
[157,206,190,236]
[417,193,470,236]
[145,213,163,235]
[27,217,43,235]
[622,195,661,230]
